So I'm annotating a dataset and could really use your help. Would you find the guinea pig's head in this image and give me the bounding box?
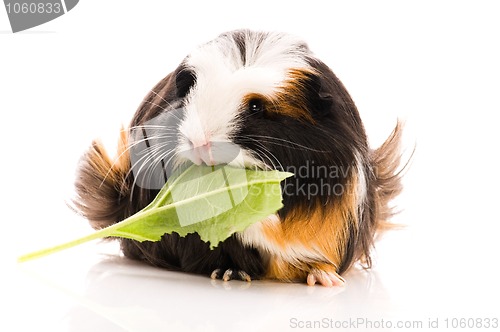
[129,30,369,210]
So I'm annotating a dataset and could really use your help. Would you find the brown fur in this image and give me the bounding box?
[272,69,317,123]
[372,121,405,227]
[241,69,318,123]
[73,129,131,229]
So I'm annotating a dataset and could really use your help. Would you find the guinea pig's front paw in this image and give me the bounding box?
[210,268,252,282]
[307,267,346,287]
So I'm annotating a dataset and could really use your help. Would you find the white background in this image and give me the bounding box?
[1,1,499,331]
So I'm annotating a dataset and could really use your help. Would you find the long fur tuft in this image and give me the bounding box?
[347,121,406,272]
[73,129,131,230]
[372,121,406,232]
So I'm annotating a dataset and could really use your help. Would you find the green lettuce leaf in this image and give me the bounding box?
[18,165,293,262]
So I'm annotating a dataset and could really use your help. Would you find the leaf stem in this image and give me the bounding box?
[17,210,148,263]
[17,228,110,262]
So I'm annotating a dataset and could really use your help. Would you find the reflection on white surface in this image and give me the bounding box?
[12,242,396,332]
[11,223,498,332]
[10,201,500,332]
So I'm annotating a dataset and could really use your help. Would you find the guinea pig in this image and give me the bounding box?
[73,29,404,287]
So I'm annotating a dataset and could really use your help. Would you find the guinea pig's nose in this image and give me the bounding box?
[191,138,210,149]
[184,138,214,166]
[194,143,215,166]
[179,138,242,167]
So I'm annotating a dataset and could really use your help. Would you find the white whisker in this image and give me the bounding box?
[149,89,175,109]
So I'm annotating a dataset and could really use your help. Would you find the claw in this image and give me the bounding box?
[306,273,317,286]
[210,268,252,282]
[222,269,233,282]
[210,268,221,280]
[307,268,345,287]
[238,270,252,282]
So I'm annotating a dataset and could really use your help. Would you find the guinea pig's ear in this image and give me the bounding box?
[306,58,355,119]
[305,82,334,119]
[300,61,334,118]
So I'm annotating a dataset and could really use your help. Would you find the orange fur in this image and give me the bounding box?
[262,174,360,282]
[242,68,317,123]
[272,69,317,123]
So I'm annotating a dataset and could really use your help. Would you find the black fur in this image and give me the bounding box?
[121,233,265,278]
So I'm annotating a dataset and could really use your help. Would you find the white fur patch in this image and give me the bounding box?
[176,31,311,167]
[355,151,367,207]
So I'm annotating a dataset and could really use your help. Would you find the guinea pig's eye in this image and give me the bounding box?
[248,98,264,113]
